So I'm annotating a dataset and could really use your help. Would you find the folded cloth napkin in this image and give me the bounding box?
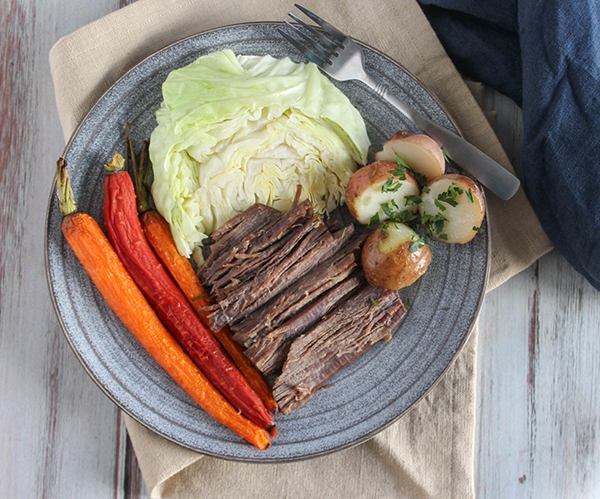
[419,0,600,291]
[49,0,552,497]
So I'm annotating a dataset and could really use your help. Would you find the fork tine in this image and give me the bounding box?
[277,29,330,66]
[294,4,346,44]
[287,14,338,51]
[284,20,337,58]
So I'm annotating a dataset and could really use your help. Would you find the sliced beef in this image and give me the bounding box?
[210,214,322,295]
[208,217,334,330]
[272,286,406,415]
[245,274,363,375]
[198,203,281,283]
[211,203,280,242]
[244,198,313,257]
[326,219,342,232]
[231,228,364,348]
[201,198,312,289]
[231,252,356,348]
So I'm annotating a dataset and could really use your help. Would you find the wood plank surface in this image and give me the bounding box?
[0,1,598,497]
[0,1,139,497]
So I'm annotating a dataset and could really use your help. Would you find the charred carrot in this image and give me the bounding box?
[141,209,279,415]
[55,159,270,450]
[129,142,278,415]
[102,153,275,434]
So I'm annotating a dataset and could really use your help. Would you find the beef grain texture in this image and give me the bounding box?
[273,286,407,414]
[245,274,363,375]
[198,203,280,283]
[230,227,361,348]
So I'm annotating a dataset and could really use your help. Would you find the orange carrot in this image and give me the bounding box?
[141,209,279,415]
[55,159,270,450]
[130,139,278,415]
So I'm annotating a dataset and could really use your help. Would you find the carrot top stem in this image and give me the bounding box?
[56,158,78,216]
[105,152,126,173]
[128,140,137,176]
[133,141,151,214]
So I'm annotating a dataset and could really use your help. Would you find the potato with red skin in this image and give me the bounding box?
[362,223,432,290]
[375,131,445,182]
[345,161,420,225]
[419,174,485,244]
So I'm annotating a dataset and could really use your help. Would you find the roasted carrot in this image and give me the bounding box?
[55,159,270,450]
[102,153,275,434]
[141,209,279,415]
[128,141,278,414]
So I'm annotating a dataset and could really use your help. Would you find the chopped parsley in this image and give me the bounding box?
[391,210,420,225]
[371,298,381,308]
[436,183,463,208]
[341,226,348,238]
[382,177,402,193]
[390,152,428,189]
[406,298,412,309]
[473,226,484,232]
[442,147,459,168]
[466,188,474,204]
[421,212,447,238]
[404,195,422,206]
[408,236,425,253]
[381,202,395,218]
[191,293,207,301]
[411,171,428,190]
[443,306,450,311]
[367,202,420,233]
[368,212,381,230]
[389,152,409,180]
[434,198,447,211]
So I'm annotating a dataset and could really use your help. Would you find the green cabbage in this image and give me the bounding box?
[149,49,370,257]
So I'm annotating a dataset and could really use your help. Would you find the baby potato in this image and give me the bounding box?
[345,161,420,225]
[362,223,432,290]
[375,131,445,183]
[419,174,485,244]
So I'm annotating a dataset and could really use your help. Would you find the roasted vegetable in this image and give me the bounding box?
[131,140,278,414]
[55,159,270,449]
[345,160,420,225]
[362,224,432,290]
[102,153,275,434]
[419,174,485,244]
[141,209,278,415]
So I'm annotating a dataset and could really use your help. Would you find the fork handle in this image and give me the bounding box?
[365,77,520,200]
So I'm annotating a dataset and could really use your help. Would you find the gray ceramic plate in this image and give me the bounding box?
[46,22,490,462]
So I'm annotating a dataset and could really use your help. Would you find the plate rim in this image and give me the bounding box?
[45,21,491,463]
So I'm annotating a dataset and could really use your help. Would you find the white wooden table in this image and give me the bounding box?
[1,1,598,497]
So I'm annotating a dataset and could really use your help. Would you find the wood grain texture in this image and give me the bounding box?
[477,93,600,497]
[0,0,597,497]
[0,0,143,498]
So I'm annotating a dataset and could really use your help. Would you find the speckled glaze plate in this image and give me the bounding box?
[46,23,490,462]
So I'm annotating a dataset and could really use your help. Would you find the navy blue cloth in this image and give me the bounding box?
[418,0,600,290]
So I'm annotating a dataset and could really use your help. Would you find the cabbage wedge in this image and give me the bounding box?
[150,50,370,257]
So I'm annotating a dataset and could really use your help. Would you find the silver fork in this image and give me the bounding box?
[279,4,520,200]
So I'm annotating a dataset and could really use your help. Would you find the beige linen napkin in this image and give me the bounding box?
[50,0,552,497]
